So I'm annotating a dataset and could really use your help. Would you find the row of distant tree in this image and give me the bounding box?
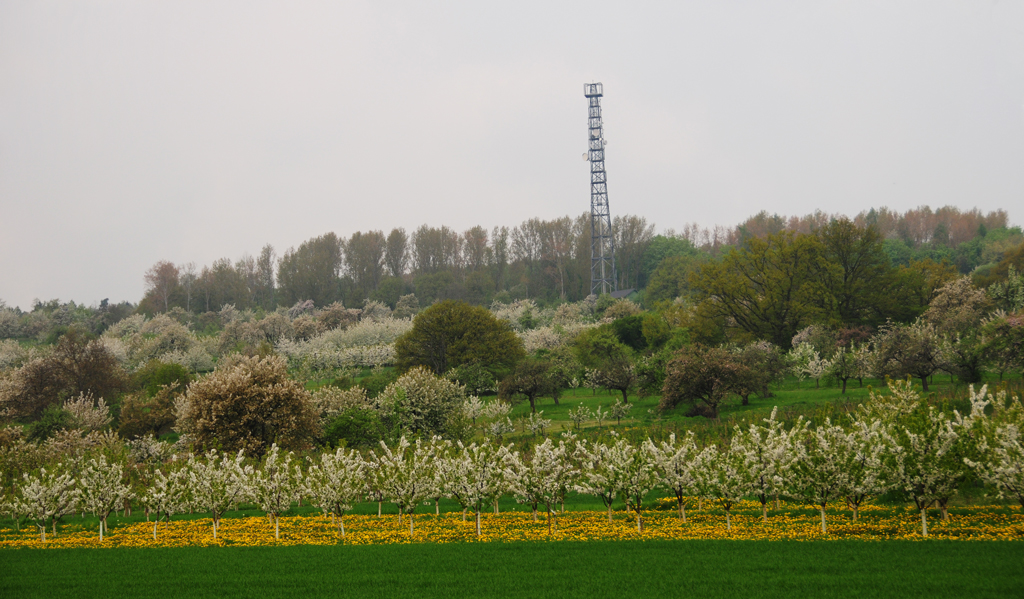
[130,205,1017,317]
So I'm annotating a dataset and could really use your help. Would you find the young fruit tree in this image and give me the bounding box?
[78,455,133,541]
[574,439,632,523]
[508,438,577,534]
[732,408,795,521]
[616,440,660,532]
[304,447,366,536]
[694,443,749,531]
[645,432,704,522]
[440,440,513,536]
[787,419,850,534]
[964,388,1024,512]
[251,444,304,540]
[878,393,977,536]
[371,436,437,534]
[18,464,79,541]
[838,419,887,521]
[426,437,453,515]
[141,466,190,540]
[184,449,253,539]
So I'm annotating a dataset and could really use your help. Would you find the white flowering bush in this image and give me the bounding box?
[276,318,411,372]
[62,392,112,432]
[374,367,466,437]
[490,299,540,332]
[0,339,39,370]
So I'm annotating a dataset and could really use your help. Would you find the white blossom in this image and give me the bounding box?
[645,432,705,522]
[184,449,253,539]
[62,392,112,432]
[251,445,304,540]
[507,438,577,534]
[439,440,514,535]
[304,448,366,535]
[18,464,79,541]
[79,455,133,540]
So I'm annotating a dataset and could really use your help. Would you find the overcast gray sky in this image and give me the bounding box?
[1,1,1022,310]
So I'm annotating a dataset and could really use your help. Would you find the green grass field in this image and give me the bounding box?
[2,540,1021,599]
[496,374,1024,444]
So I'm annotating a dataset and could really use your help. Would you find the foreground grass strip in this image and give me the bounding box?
[1,540,1021,599]
[2,501,1022,548]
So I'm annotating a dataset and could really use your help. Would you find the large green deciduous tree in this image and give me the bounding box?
[394,300,525,377]
[691,231,829,348]
[815,219,903,327]
[645,254,708,304]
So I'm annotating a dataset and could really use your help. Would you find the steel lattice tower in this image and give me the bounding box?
[584,82,617,296]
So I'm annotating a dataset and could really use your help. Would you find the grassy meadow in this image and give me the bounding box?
[2,540,1022,599]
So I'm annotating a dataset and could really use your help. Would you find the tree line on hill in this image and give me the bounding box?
[124,205,1017,316]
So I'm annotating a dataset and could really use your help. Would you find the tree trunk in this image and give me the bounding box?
[920,508,928,537]
[462,508,467,522]
[275,516,280,540]
[435,499,439,516]
[533,507,538,522]
[475,510,481,537]
[774,494,780,511]
[340,515,345,537]
[841,379,847,394]
[636,511,643,532]
[725,510,731,531]
[852,504,859,522]
[920,376,929,392]
[377,501,382,517]
[409,514,414,535]
[940,505,949,521]
[494,497,499,514]
[52,519,57,537]
[100,515,106,541]
[820,506,827,535]
[678,500,687,523]
[608,503,614,522]
[762,503,768,522]
[153,521,158,540]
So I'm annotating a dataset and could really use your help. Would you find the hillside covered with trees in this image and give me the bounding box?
[1,203,1023,541]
